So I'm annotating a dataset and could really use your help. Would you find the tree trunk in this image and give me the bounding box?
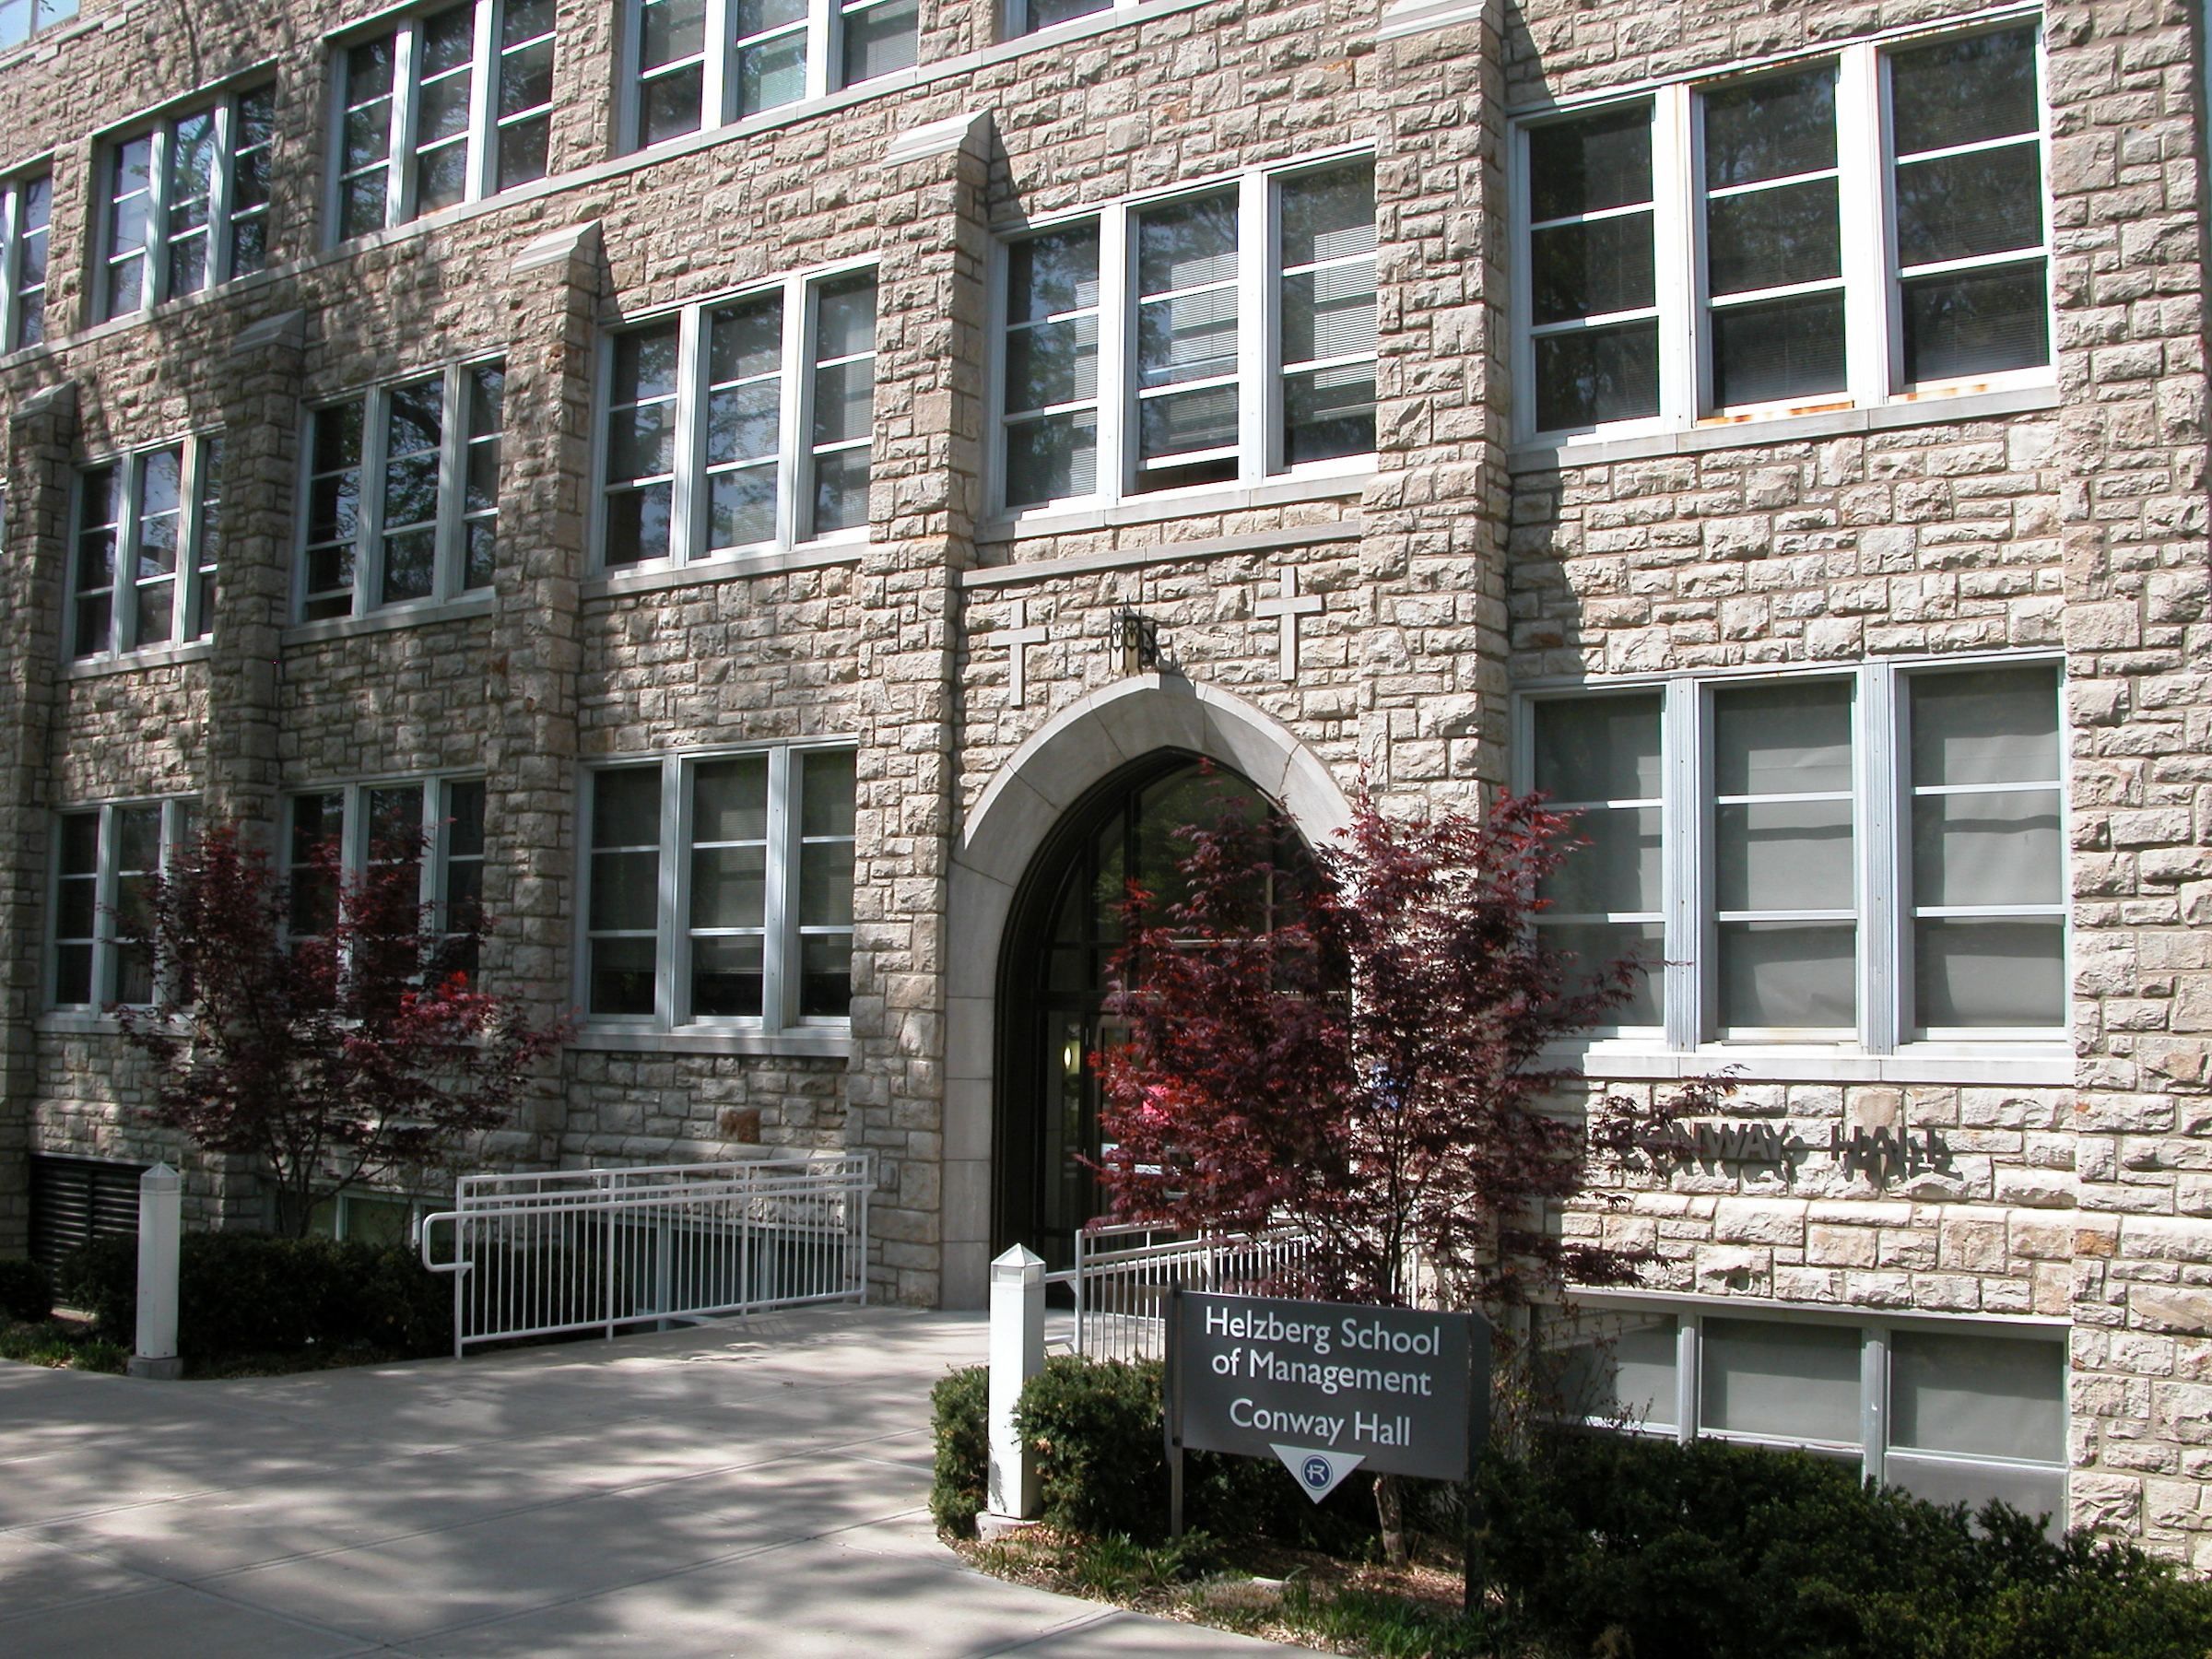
[1374,1472,1407,1567]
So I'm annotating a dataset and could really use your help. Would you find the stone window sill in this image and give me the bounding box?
[283,594,494,647]
[1508,384,2060,474]
[1555,1042,2073,1088]
[570,1026,854,1060]
[976,471,1371,550]
[582,540,865,602]
[62,641,214,679]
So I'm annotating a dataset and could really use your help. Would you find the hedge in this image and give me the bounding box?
[56,1231,452,1361]
[0,1256,53,1323]
[931,1355,2212,1659]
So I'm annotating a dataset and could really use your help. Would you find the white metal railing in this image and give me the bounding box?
[419,1155,872,1357]
[1045,1223,1309,1362]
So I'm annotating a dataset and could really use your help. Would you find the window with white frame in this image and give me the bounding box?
[101,85,276,320]
[627,0,915,151]
[997,157,1376,512]
[1006,0,1135,35]
[301,361,503,620]
[72,437,224,659]
[1515,21,2050,440]
[1524,658,2065,1048]
[334,0,557,241]
[583,747,855,1029]
[51,798,197,1008]
[600,271,875,568]
[1544,1299,2068,1523]
[1,171,52,350]
[284,779,488,957]
[0,0,74,51]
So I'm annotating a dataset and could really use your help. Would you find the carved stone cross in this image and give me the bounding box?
[1253,568,1324,681]
[997,597,1049,707]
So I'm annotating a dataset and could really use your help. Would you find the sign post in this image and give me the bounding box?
[1164,1288,1489,1580]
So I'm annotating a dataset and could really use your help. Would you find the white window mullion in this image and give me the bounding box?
[1653,82,1700,422]
[144,124,172,309]
[1096,206,1132,506]
[1857,662,1900,1053]
[435,367,468,599]
[466,0,500,202]
[390,21,422,228]
[1663,677,1703,1051]
[93,805,121,1005]
[359,387,391,615]
[1676,1312,1700,1445]
[1835,43,1889,403]
[176,439,206,641]
[110,455,140,655]
[702,0,733,127]
[658,758,684,1025]
[777,276,810,550]
[762,746,794,1032]
[807,0,835,99]
[1239,174,1271,484]
[672,304,706,561]
[338,785,370,884]
[1860,1326,1889,1486]
[208,100,238,291]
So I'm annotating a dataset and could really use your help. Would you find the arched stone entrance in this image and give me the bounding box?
[941,674,1352,1306]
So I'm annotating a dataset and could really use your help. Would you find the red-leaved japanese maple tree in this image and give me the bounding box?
[1094,787,1667,1312]
[113,820,568,1236]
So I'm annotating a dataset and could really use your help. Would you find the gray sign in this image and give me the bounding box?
[1168,1289,1485,1484]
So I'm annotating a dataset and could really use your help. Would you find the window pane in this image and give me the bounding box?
[606,484,672,566]
[1912,790,2062,907]
[1137,193,1237,294]
[695,754,769,841]
[813,449,869,535]
[1706,178,1840,296]
[815,275,877,361]
[1896,145,2042,267]
[711,296,783,382]
[591,850,660,930]
[1702,65,1836,188]
[591,935,656,1015]
[735,31,806,117]
[1891,1331,2064,1462]
[1534,695,1662,802]
[691,935,763,1017]
[1911,665,2060,785]
[1006,316,1099,412]
[1283,363,1375,465]
[1713,680,1853,795]
[798,934,852,1018]
[1534,322,1659,431]
[640,0,704,64]
[1902,263,2049,382]
[1010,226,1100,320]
[691,844,766,928]
[1026,0,1107,25]
[813,359,874,447]
[706,382,781,466]
[1529,103,1652,221]
[1006,413,1096,506]
[594,767,662,845]
[1280,164,1375,268]
[841,0,917,85]
[1540,921,1663,1025]
[1717,801,1854,911]
[1889,26,2040,157]
[1711,291,1846,406]
[1701,1317,1860,1443]
[1282,262,1376,371]
[1884,1455,2065,1525]
[710,466,776,547]
[1916,917,2064,1027]
[1547,1311,1677,1426]
[1719,924,1856,1028]
[641,65,704,144]
[501,37,556,115]
[1542,806,1661,914]
[1139,383,1238,460]
[801,750,856,836]
[1531,214,1655,324]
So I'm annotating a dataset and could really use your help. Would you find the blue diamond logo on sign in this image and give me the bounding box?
[1270,1444,1363,1504]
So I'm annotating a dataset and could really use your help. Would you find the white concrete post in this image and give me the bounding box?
[127,1164,183,1381]
[984,1244,1045,1525]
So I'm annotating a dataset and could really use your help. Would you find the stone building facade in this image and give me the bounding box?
[0,0,2205,1559]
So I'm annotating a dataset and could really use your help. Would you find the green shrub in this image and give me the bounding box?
[0,1256,53,1323]
[1482,1429,2212,1659]
[927,1353,1379,1548]
[931,1365,990,1535]
[56,1231,451,1361]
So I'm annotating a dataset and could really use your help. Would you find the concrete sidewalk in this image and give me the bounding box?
[0,1307,1306,1657]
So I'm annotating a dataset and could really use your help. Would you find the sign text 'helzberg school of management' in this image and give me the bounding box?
[1168,1290,1485,1506]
